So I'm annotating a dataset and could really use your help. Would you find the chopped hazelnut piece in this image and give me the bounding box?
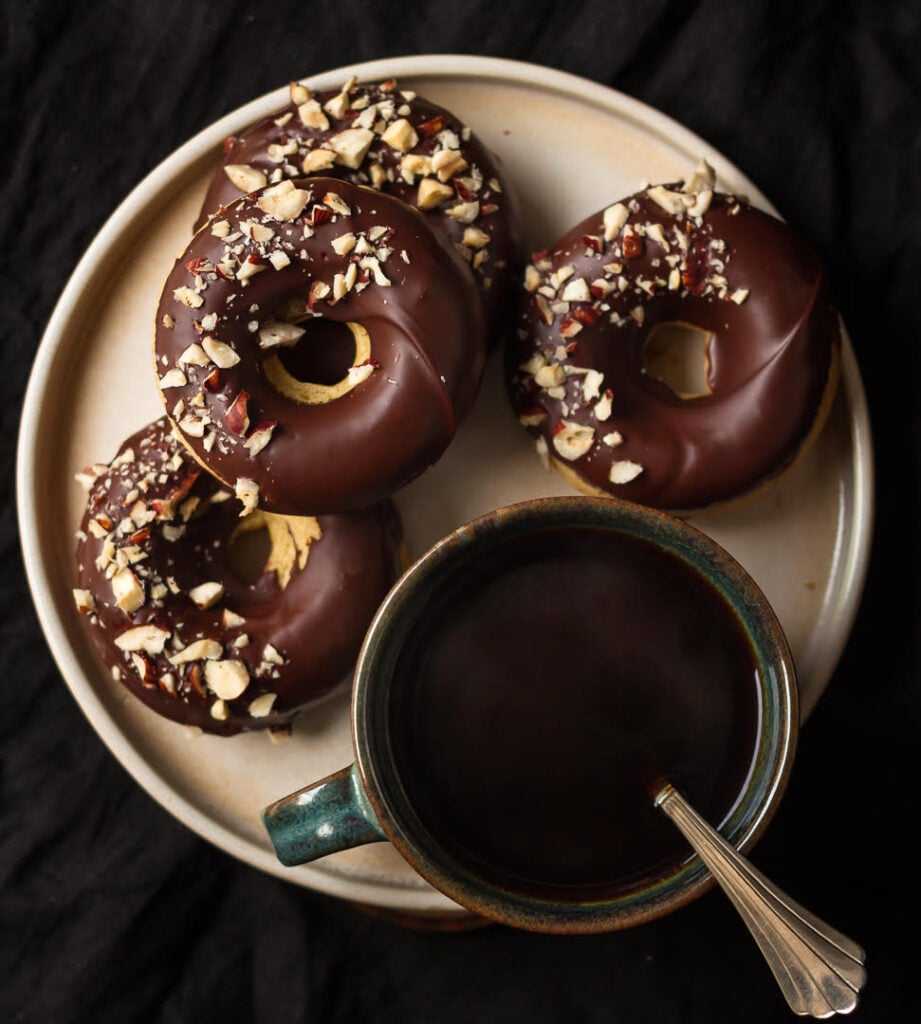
[381,117,419,153]
[258,321,305,349]
[561,278,591,303]
[646,186,687,216]
[158,368,187,389]
[687,189,713,217]
[248,692,278,718]
[112,568,144,613]
[257,180,310,221]
[72,589,95,615]
[582,369,604,401]
[417,179,454,209]
[534,364,566,388]
[188,581,225,609]
[235,478,259,516]
[243,421,277,457]
[262,644,285,665]
[210,700,229,721]
[178,343,210,366]
[446,201,479,224]
[463,226,490,249]
[114,625,170,655]
[331,232,357,255]
[431,148,468,181]
[289,82,311,105]
[204,659,250,700]
[301,148,336,173]
[552,422,595,461]
[173,287,203,309]
[224,164,268,194]
[602,203,629,241]
[683,159,716,195]
[168,639,223,665]
[328,128,374,169]
[609,460,644,484]
[202,337,240,368]
[323,91,350,120]
[323,191,352,216]
[298,98,329,129]
[236,258,266,283]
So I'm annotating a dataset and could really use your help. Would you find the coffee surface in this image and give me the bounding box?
[388,527,760,899]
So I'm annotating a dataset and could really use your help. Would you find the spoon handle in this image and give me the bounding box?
[655,784,866,1018]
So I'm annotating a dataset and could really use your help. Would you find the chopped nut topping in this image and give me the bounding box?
[463,226,490,249]
[235,478,259,516]
[202,337,240,368]
[328,128,374,169]
[289,82,311,105]
[210,699,229,721]
[603,203,629,241]
[112,568,144,613]
[417,178,454,209]
[243,421,277,457]
[169,639,223,666]
[552,421,595,461]
[609,460,644,484]
[179,343,210,366]
[257,180,310,221]
[298,98,329,129]
[224,164,268,193]
[534,364,566,388]
[248,692,278,718]
[114,625,170,655]
[321,192,350,217]
[173,287,203,309]
[381,117,419,153]
[188,581,225,609]
[204,659,249,700]
[301,148,336,173]
[158,368,187,389]
[258,321,304,349]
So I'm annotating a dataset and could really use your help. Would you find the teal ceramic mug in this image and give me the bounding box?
[263,496,798,934]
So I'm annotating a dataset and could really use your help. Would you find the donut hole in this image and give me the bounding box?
[227,522,272,585]
[276,319,356,385]
[263,320,373,405]
[227,511,321,591]
[643,321,713,400]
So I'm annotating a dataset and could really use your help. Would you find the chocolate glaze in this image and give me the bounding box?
[155,176,487,515]
[74,418,403,736]
[196,78,522,347]
[508,184,841,512]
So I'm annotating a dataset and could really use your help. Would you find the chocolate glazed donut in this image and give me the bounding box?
[155,176,487,515]
[508,162,841,513]
[196,77,522,347]
[73,419,403,736]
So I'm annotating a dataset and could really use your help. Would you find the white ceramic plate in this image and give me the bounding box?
[17,55,873,917]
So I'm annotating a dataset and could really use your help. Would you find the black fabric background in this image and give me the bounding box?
[2,1,918,1020]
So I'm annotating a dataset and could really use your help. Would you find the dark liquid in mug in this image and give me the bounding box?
[387,526,761,900]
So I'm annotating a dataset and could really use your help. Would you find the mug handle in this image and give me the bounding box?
[262,763,386,866]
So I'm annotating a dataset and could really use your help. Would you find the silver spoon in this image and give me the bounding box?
[655,784,867,1018]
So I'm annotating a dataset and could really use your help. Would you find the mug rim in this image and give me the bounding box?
[351,495,799,934]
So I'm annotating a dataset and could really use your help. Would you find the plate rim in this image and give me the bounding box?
[16,53,875,911]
